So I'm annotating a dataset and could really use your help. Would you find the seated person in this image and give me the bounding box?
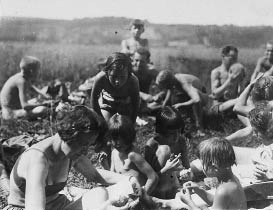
[178,137,247,210]
[145,106,190,199]
[0,56,48,120]
[210,45,245,115]
[91,52,140,123]
[251,41,273,82]
[109,113,158,195]
[3,105,139,210]
[227,75,273,141]
[155,70,208,136]
[121,19,149,56]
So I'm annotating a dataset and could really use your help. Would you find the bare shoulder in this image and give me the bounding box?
[216,181,240,198]
[257,56,267,65]
[211,66,221,75]
[146,137,158,147]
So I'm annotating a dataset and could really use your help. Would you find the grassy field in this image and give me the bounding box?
[0,41,264,209]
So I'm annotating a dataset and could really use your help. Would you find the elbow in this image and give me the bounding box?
[151,172,159,186]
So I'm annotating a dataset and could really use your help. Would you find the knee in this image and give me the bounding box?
[32,106,48,114]
[156,145,171,159]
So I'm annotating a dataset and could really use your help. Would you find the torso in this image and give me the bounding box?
[124,38,149,54]
[259,56,273,72]
[212,66,239,103]
[111,149,146,186]
[0,73,26,109]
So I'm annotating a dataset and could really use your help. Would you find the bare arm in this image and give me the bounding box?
[233,82,255,117]
[251,58,264,82]
[173,85,201,108]
[31,85,50,99]
[18,80,41,110]
[162,89,171,107]
[129,152,158,194]
[211,70,231,99]
[91,75,104,118]
[121,40,129,54]
[73,155,128,186]
[25,152,48,210]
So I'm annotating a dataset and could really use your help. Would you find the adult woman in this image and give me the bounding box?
[4,105,136,210]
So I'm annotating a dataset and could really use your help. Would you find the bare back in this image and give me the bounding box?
[0,73,27,109]
[174,73,204,91]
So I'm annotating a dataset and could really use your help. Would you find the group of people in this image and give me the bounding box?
[1,19,273,210]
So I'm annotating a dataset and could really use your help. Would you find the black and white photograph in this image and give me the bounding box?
[0,0,273,209]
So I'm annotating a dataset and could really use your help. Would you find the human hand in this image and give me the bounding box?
[253,164,268,181]
[162,153,182,173]
[176,187,193,205]
[172,103,181,109]
[182,181,200,194]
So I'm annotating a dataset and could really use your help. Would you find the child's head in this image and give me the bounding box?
[221,45,238,66]
[20,56,41,81]
[104,52,132,89]
[129,19,145,39]
[132,48,150,73]
[265,41,273,61]
[251,76,273,102]
[108,114,136,152]
[248,102,273,142]
[155,106,184,135]
[198,137,236,176]
[228,63,245,81]
[155,70,175,89]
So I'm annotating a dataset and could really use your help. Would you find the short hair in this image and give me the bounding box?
[20,56,41,72]
[108,114,136,146]
[104,52,132,76]
[130,19,144,28]
[198,137,236,170]
[251,76,273,102]
[135,47,151,62]
[155,106,184,134]
[221,45,238,56]
[56,105,107,146]
[248,102,272,134]
[156,70,174,89]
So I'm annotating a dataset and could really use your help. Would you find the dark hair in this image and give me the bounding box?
[198,137,236,170]
[108,114,136,147]
[104,52,132,76]
[156,106,184,134]
[135,47,151,62]
[251,76,273,102]
[249,102,271,134]
[156,70,175,89]
[56,105,107,146]
[130,19,144,28]
[221,45,238,56]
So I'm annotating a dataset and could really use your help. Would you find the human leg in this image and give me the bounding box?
[218,98,237,112]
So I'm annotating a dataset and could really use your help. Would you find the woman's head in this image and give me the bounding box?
[251,76,273,102]
[155,106,184,135]
[198,137,236,175]
[155,70,175,89]
[56,105,107,149]
[104,52,132,89]
[108,114,136,152]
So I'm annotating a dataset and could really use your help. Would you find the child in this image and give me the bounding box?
[178,137,247,210]
[145,106,190,199]
[155,70,208,136]
[109,113,158,195]
[121,19,149,56]
[0,56,48,120]
[91,52,140,123]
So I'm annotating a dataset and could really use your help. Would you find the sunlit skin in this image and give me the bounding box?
[251,43,273,81]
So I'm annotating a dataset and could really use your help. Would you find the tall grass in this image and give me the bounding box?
[0,41,263,91]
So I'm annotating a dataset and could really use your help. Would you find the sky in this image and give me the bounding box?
[0,0,273,26]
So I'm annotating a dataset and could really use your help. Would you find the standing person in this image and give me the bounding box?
[121,19,149,56]
[145,106,190,199]
[178,138,247,210]
[0,56,48,120]
[109,114,158,195]
[210,46,245,115]
[4,105,139,210]
[91,52,140,123]
[155,70,208,136]
[251,41,273,81]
